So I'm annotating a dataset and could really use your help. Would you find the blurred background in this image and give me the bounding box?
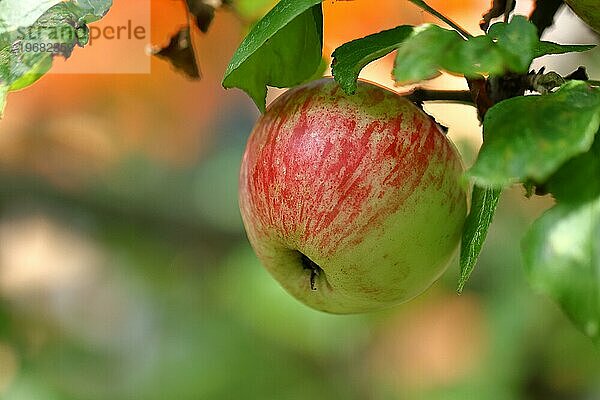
[0,0,599,399]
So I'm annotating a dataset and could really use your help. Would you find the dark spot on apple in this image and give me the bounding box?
[299,252,323,291]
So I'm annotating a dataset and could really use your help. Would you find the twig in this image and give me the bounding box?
[407,88,475,105]
[408,0,472,39]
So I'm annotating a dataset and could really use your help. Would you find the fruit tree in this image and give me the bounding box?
[1,0,599,345]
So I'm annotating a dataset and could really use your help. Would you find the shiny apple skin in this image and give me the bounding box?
[239,78,467,313]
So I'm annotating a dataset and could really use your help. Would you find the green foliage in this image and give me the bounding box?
[466,83,600,329]
[547,138,600,204]
[523,138,600,342]
[234,0,277,20]
[533,41,595,58]
[393,24,468,84]
[393,17,591,85]
[0,0,112,116]
[222,0,323,112]
[523,198,600,343]
[458,186,502,293]
[469,81,600,187]
[487,16,538,72]
[0,0,61,29]
[331,26,414,94]
[219,0,600,341]
[0,0,597,345]
[331,16,592,93]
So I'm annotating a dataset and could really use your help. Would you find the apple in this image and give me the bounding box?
[565,0,600,32]
[239,78,467,313]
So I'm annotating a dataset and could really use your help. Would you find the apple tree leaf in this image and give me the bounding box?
[331,26,414,95]
[522,136,600,342]
[547,138,600,205]
[522,197,600,343]
[222,0,323,112]
[392,22,524,85]
[458,185,502,293]
[0,0,62,31]
[468,81,600,187]
[393,24,467,85]
[487,16,538,72]
[534,41,595,58]
[393,18,535,85]
[487,18,594,66]
[0,0,112,115]
[392,17,592,86]
[234,0,277,21]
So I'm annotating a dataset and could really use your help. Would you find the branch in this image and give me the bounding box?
[407,89,475,105]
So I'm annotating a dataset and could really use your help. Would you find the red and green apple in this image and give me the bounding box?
[239,78,467,313]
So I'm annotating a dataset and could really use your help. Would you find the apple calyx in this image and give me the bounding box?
[299,252,325,291]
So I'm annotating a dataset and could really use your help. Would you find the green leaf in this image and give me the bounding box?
[7,52,53,91]
[308,56,328,81]
[534,41,595,58]
[458,185,502,293]
[393,18,571,86]
[0,0,112,115]
[222,0,323,112]
[441,34,505,77]
[547,136,600,204]
[487,16,538,73]
[0,0,61,32]
[393,24,464,84]
[234,0,277,21]
[469,81,600,187]
[522,197,600,343]
[393,23,529,85]
[331,26,414,94]
[69,0,112,23]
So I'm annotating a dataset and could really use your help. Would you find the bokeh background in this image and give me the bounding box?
[1,0,599,399]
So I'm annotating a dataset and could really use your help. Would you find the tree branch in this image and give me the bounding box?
[407,88,475,105]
